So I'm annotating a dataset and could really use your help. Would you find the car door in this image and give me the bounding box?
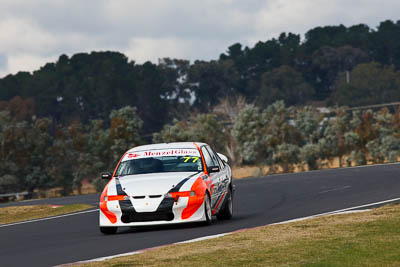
[207,146,230,196]
[201,146,222,208]
[213,149,230,194]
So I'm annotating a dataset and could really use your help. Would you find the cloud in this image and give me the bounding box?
[0,53,7,77]
[254,0,400,42]
[0,54,6,70]
[0,16,102,76]
[6,54,56,75]
[0,0,400,76]
[124,37,233,64]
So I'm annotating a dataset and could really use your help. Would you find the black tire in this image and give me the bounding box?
[100,226,117,235]
[216,187,233,220]
[202,193,212,226]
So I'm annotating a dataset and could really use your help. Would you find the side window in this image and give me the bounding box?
[211,148,225,170]
[205,146,220,167]
[216,155,225,170]
[201,147,215,168]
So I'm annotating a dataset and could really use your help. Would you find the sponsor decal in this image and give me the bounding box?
[182,156,200,163]
[143,149,199,157]
[123,149,200,161]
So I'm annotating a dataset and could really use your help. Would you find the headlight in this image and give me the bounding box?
[104,195,129,201]
[164,191,196,201]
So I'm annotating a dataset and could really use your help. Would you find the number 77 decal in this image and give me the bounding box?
[183,156,200,163]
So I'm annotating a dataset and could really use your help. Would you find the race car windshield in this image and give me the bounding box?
[116,156,203,176]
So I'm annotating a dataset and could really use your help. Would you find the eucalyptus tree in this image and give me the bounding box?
[109,106,143,163]
[153,113,225,153]
[367,108,400,163]
[294,106,324,169]
[232,101,299,169]
[257,66,314,107]
[332,62,400,106]
[318,107,350,167]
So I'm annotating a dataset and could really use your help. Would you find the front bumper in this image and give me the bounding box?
[99,196,205,227]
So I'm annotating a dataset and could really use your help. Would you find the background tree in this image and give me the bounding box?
[371,20,400,66]
[273,143,300,172]
[86,120,112,191]
[109,106,143,162]
[293,106,322,144]
[310,46,368,99]
[318,107,350,167]
[293,106,323,170]
[299,143,321,170]
[24,118,52,193]
[158,58,192,118]
[331,62,400,106]
[367,108,400,163]
[187,59,239,110]
[344,110,376,165]
[46,125,77,195]
[257,66,314,108]
[153,113,225,153]
[232,101,300,167]
[232,104,268,164]
[212,96,246,164]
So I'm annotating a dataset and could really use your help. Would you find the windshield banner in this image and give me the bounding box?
[122,148,200,161]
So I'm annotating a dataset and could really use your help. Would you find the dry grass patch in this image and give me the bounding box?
[0,204,93,225]
[82,204,400,267]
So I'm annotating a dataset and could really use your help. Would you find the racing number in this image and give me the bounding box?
[183,156,200,163]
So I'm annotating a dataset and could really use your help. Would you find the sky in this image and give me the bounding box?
[0,0,399,77]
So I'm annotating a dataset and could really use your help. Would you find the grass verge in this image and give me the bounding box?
[0,204,93,225]
[82,204,400,266]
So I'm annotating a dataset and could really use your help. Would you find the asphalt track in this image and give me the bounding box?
[1,163,400,267]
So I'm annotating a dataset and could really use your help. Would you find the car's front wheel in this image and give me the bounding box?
[217,187,233,220]
[100,226,117,235]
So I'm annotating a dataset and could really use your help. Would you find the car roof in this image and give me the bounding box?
[127,142,208,153]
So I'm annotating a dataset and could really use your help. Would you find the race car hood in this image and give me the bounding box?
[117,172,198,196]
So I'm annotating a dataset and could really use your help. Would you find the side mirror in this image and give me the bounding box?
[217,153,228,163]
[208,166,220,173]
[101,172,112,179]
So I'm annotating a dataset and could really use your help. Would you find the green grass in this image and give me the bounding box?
[82,204,400,267]
[0,204,93,224]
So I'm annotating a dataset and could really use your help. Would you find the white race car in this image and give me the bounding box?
[99,142,233,234]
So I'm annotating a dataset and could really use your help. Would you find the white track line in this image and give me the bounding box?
[177,233,229,244]
[0,209,98,228]
[72,197,400,265]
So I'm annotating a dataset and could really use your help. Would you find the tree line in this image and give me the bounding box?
[1,20,400,135]
[0,103,143,195]
[156,100,400,172]
[2,98,400,195]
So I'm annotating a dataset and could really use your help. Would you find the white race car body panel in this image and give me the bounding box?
[99,142,232,228]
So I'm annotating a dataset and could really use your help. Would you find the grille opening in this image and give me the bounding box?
[121,212,174,223]
[133,196,145,199]
[149,195,162,198]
